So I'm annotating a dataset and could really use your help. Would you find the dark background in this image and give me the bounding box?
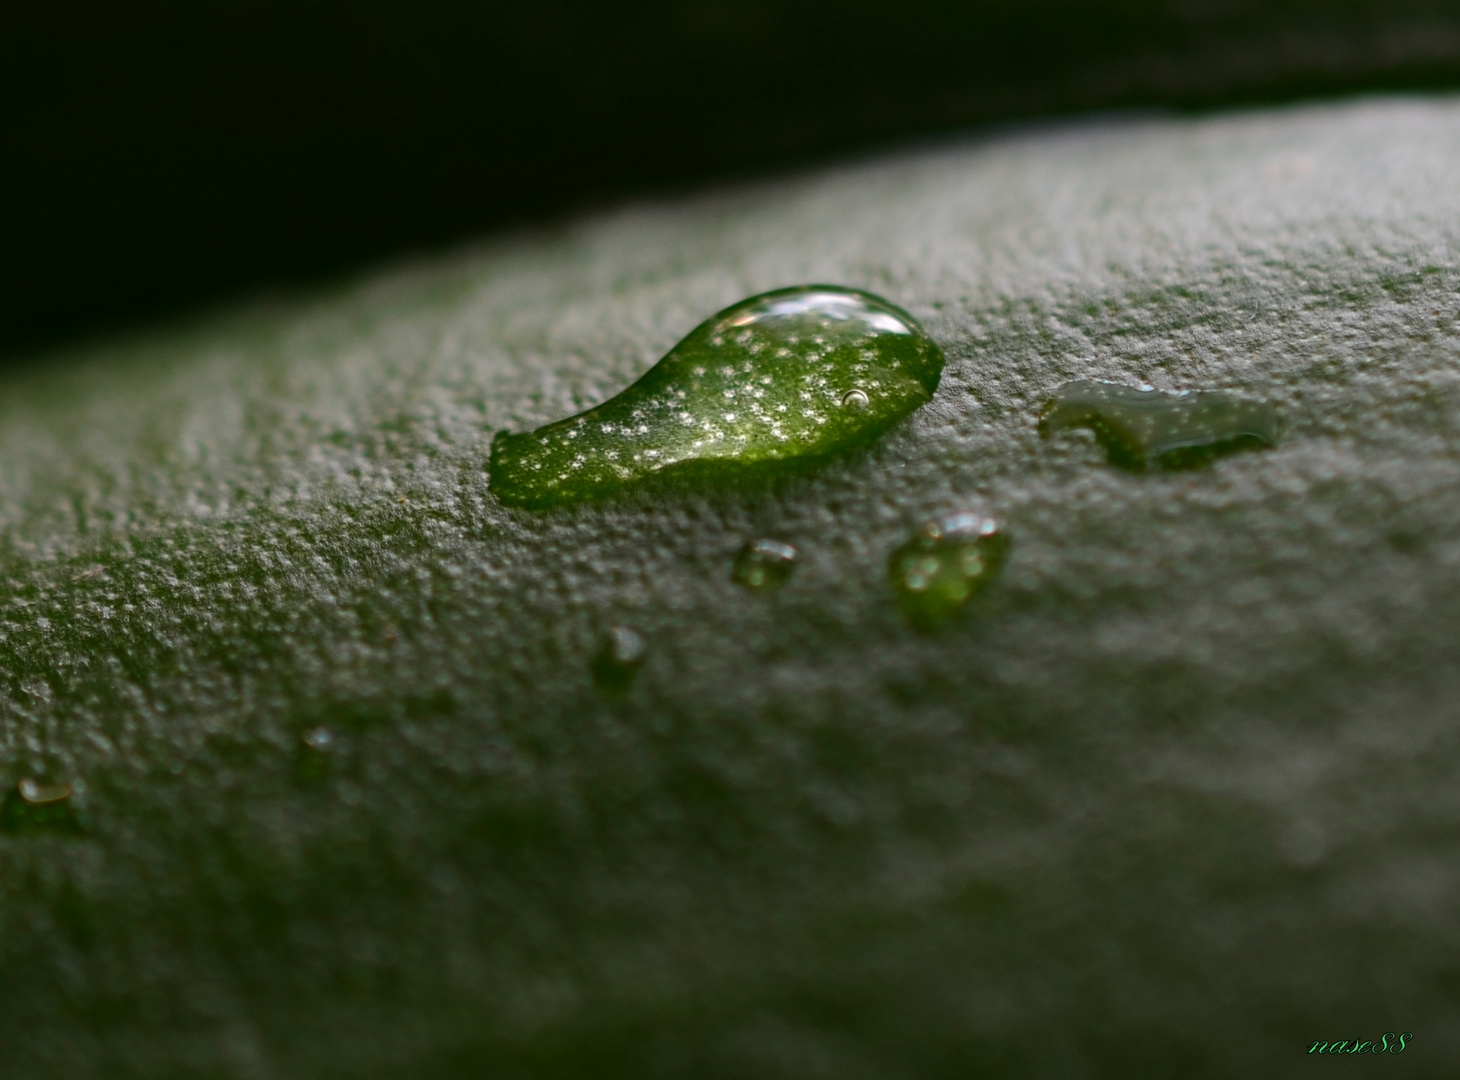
[6,0,1460,363]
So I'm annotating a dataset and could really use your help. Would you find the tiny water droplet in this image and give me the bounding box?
[19,778,72,805]
[889,512,1008,627]
[490,286,944,508]
[1040,380,1279,470]
[732,538,799,590]
[593,625,647,689]
[3,777,83,834]
[295,726,339,782]
[302,726,335,752]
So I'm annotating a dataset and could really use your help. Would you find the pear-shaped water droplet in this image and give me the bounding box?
[732,538,799,590]
[2,777,84,834]
[593,625,647,689]
[889,512,1008,627]
[490,285,944,508]
[1040,380,1278,470]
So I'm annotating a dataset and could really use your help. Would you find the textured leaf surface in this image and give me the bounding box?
[2,98,1459,1077]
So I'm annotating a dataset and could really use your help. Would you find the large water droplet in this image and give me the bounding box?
[889,512,1008,627]
[490,285,944,508]
[2,777,84,834]
[1040,380,1279,470]
[732,538,799,590]
[593,625,647,689]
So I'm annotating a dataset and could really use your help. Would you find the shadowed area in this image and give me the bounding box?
[9,0,1460,360]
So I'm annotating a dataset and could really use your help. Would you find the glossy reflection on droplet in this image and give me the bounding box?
[490,285,944,508]
[2,777,84,834]
[889,512,1008,627]
[593,625,647,689]
[1040,380,1279,470]
[732,538,799,590]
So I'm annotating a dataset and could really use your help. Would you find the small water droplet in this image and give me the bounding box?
[732,538,799,590]
[593,625,647,689]
[2,777,84,834]
[889,513,1008,627]
[19,778,72,805]
[490,286,944,507]
[1039,380,1279,470]
[295,726,339,782]
[302,726,335,752]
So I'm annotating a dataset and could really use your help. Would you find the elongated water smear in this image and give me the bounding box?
[1040,380,1278,470]
[490,286,944,508]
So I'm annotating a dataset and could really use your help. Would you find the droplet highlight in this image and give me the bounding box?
[593,625,647,689]
[732,538,799,590]
[889,512,1008,627]
[490,285,944,508]
[1040,380,1279,470]
[2,777,84,834]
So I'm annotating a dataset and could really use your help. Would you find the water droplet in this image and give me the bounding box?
[19,778,72,804]
[593,625,647,689]
[732,538,799,590]
[2,777,84,834]
[490,286,944,507]
[889,513,1008,627]
[302,726,335,752]
[295,726,339,782]
[1040,380,1279,470]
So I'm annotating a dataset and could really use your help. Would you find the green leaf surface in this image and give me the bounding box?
[2,97,1458,1077]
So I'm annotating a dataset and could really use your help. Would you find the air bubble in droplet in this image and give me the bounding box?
[889,512,1008,627]
[732,538,799,590]
[490,286,944,507]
